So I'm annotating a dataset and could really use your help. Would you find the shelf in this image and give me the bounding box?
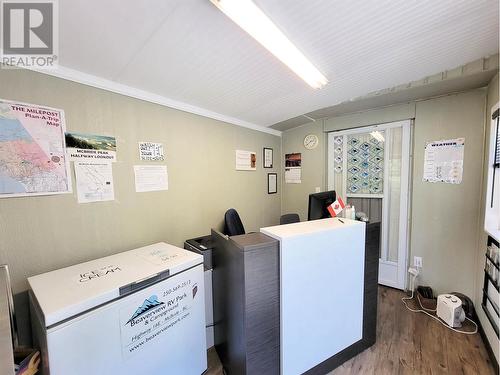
[488,235,499,248]
[483,270,500,292]
[486,253,500,270]
[482,303,499,338]
[483,289,500,317]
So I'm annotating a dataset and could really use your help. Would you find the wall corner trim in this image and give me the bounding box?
[323,102,416,132]
[25,65,282,137]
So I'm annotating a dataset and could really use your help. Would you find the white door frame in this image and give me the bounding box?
[327,120,411,289]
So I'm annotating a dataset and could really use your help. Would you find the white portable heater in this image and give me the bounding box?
[436,294,466,328]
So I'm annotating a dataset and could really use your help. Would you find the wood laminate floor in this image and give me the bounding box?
[329,287,495,375]
[207,286,496,375]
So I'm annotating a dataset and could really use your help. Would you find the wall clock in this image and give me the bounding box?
[304,134,319,150]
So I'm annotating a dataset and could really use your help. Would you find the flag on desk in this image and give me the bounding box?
[327,196,345,217]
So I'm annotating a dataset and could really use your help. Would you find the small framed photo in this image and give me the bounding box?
[268,173,277,194]
[263,147,273,168]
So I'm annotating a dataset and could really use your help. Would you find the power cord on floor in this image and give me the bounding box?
[402,271,478,335]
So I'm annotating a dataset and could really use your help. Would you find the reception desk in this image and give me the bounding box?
[262,218,365,375]
[213,218,375,375]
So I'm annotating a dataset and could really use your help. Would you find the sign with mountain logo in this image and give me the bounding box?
[119,277,199,359]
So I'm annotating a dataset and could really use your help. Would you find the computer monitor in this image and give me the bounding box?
[308,190,337,221]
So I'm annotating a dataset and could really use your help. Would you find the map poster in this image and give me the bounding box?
[65,132,117,162]
[0,99,72,198]
[74,161,115,203]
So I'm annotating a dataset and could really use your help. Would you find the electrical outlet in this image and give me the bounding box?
[408,267,419,277]
[315,187,321,193]
[414,256,423,268]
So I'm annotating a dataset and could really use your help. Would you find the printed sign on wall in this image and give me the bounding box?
[65,132,117,162]
[235,150,257,171]
[74,161,115,203]
[285,153,302,183]
[423,138,465,184]
[139,142,165,161]
[134,165,168,192]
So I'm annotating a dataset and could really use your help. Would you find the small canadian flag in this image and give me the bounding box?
[327,196,345,217]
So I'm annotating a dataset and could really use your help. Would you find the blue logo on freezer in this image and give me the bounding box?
[126,295,165,325]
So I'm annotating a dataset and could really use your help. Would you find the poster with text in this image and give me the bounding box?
[0,99,72,197]
[423,138,464,184]
[285,153,302,183]
[65,132,117,162]
[139,142,165,161]
[235,150,256,171]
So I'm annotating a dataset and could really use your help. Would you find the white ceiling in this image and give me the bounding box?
[54,0,499,130]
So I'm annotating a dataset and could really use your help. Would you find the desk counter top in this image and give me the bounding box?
[261,217,364,239]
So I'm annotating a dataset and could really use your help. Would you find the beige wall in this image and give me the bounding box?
[0,69,281,294]
[411,90,486,297]
[283,89,488,298]
[475,72,499,361]
[281,121,325,221]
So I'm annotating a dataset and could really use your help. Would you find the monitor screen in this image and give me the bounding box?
[308,190,336,221]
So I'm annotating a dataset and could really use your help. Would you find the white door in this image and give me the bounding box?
[327,120,411,289]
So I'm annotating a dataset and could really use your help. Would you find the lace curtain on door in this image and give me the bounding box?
[332,134,384,195]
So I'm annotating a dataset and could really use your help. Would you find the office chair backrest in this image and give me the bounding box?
[280,213,300,225]
[224,208,246,236]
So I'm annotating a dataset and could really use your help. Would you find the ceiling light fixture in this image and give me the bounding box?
[370,131,385,143]
[210,0,328,89]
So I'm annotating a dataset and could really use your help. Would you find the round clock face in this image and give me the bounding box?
[304,134,319,149]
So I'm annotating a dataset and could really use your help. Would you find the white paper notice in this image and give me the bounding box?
[134,165,168,192]
[74,162,115,203]
[285,167,301,184]
[423,138,465,184]
[138,142,165,161]
[235,150,256,171]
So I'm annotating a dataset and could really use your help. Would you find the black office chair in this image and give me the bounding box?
[280,213,300,225]
[224,208,246,236]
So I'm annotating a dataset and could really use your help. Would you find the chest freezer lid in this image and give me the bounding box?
[28,242,202,327]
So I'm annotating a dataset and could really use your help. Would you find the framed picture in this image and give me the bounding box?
[268,173,277,194]
[263,147,273,168]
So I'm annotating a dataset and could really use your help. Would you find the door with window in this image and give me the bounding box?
[327,120,411,289]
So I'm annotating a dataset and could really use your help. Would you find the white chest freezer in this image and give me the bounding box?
[28,242,207,375]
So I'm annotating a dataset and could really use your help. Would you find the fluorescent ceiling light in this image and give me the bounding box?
[210,0,328,89]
